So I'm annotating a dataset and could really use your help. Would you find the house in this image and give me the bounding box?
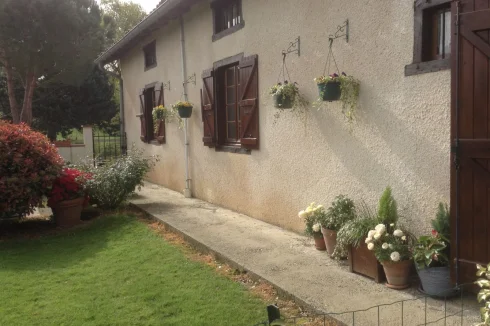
[96,0,490,285]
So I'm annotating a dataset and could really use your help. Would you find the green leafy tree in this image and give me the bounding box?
[378,186,399,225]
[0,0,104,125]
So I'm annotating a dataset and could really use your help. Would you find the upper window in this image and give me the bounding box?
[143,41,157,70]
[211,0,244,41]
[405,0,451,76]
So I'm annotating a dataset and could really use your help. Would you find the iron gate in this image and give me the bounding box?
[92,130,127,163]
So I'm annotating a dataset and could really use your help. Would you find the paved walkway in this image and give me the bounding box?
[130,183,480,326]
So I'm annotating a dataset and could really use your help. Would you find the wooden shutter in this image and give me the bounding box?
[238,54,259,149]
[201,68,216,147]
[153,83,165,144]
[138,88,147,142]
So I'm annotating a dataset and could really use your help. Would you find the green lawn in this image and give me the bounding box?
[0,215,267,326]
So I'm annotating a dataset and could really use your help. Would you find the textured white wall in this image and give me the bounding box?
[120,0,451,235]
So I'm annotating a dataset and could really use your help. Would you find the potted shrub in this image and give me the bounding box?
[298,203,326,251]
[413,203,456,297]
[315,73,341,102]
[318,195,356,257]
[48,167,91,227]
[0,122,63,219]
[173,100,193,118]
[476,263,490,325]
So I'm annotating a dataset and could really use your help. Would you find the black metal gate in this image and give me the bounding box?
[92,130,127,163]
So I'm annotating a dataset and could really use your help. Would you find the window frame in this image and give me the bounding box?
[211,0,245,42]
[405,0,452,76]
[143,40,157,71]
[143,85,156,143]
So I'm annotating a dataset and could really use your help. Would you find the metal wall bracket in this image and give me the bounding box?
[282,36,300,58]
[329,19,349,45]
[163,80,171,91]
[183,73,196,86]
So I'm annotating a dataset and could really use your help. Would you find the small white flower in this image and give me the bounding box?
[375,224,386,234]
[373,233,381,240]
[312,223,321,233]
[305,207,312,215]
[298,210,307,219]
[365,237,372,244]
[390,223,395,227]
[367,230,376,238]
[317,205,324,210]
[382,243,389,249]
[390,251,401,262]
[367,243,374,250]
[393,229,404,237]
[401,236,407,241]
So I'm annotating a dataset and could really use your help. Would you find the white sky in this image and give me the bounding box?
[97,0,160,13]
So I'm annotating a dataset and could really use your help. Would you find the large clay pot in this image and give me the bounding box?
[321,227,337,256]
[313,232,326,251]
[417,266,457,297]
[381,260,412,289]
[52,197,84,227]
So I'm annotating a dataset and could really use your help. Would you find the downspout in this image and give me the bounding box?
[97,62,126,147]
[180,16,192,198]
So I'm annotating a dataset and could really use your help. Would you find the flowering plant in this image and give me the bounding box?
[412,231,448,269]
[318,195,356,232]
[298,202,326,236]
[47,168,91,207]
[153,105,183,129]
[269,81,299,102]
[269,81,309,121]
[314,73,344,85]
[173,100,193,108]
[365,223,411,263]
[476,263,490,325]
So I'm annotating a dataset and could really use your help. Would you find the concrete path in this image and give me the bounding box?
[130,183,480,326]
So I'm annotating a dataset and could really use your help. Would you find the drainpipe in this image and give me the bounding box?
[97,63,126,145]
[180,16,192,198]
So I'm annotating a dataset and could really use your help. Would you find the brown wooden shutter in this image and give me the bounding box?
[238,54,259,149]
[153,83,165,144]
[201,68,216,147]
[138,88,148,142]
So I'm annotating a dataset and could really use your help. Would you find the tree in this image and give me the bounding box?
[0,0,104,125]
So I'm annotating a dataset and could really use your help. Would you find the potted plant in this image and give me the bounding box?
[476,263,490,325]
[318,195,356,257]
[298,203,326,251]
[152,105,170,143]
[413,203,456,297]
[315,73,341,102]
[173,100,193,118]
[48,167,91,227]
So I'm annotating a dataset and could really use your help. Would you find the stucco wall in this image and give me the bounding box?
[120,0,450,235]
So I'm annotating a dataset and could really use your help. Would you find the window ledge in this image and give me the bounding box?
[149,140,161,145]
[405,58,450,76]
[212,21,245,42]
[215,145,251,155]
[144,63,157,72]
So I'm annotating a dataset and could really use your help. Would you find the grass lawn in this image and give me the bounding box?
[0,215,267,326]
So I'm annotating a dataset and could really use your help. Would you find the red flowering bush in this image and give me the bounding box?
[47,168,91,207]
[0,122,64,218]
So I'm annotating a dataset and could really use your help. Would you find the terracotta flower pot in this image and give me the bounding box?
[52,197,85,227]
[313,232,326,251]
[381,260,412,290]
[321,227,337,256]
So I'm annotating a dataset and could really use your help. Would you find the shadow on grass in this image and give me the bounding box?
[0,215,133,271]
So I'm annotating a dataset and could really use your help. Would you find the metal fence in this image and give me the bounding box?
[253,283,481,326]
[92,131,127,163]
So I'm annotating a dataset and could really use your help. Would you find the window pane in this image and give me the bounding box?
[444,10,451,56]
[232,4,238,26]
[227,122,237,140]
[226,67,235,86]
[227,105,236,121]
[226,87,235,105]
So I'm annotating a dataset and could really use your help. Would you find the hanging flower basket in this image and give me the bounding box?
[315,74,342,102]
[273,93,294,109]
[173,101,193,118]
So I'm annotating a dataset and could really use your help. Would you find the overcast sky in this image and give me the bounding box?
[131,0,160,13]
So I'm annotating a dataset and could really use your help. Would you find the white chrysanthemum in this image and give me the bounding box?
[317,205,323,210]
[367,243,374,250]
[374,233,381,240]
[305,207,312,215]
[365,237,372,244]
[375,224,386,234]
[382,243,389,249]
[390,223,395,227]
[393,229,404,237]
[390,251,401,262]
[367,230,376,238]
[401,236,407,241]
[298,210,307,219]
[312,223,321,233]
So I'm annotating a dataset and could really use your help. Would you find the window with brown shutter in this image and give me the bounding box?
[138,82,165,144]
[211,0,244,42]
[200,54,259,152]
[405,0,452,76]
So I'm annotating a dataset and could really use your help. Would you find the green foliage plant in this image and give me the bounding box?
[318,195,356,232]
[74,148,159,209]
[432,202,450,240]
[378,186,399,226]
[476,263,490,325]
[269,81,309,122]
[339,75,360,122]
[298,202,325,236]
[152,105,182,131]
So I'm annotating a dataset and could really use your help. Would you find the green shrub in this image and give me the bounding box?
[75,149,158,209]
[378,186,399,225]
[319,195,356,231]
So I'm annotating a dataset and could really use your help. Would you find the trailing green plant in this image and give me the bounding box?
[339,75,360,122]
[152,105,183,130]
[269,81,309,122]
[318,195,356,232]
[378,186,399,226]
[298,202,325,236]
[432,202,450,240]
[74,148,159,209]
[476,263,490,325]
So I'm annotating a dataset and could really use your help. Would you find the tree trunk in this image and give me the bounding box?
[20,73,36,125]
[4,64,20,123]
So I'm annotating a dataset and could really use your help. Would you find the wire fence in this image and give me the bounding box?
[92,131,127,164]
[253,283,481,326]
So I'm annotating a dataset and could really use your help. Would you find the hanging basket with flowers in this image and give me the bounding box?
[173,100,193,119]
